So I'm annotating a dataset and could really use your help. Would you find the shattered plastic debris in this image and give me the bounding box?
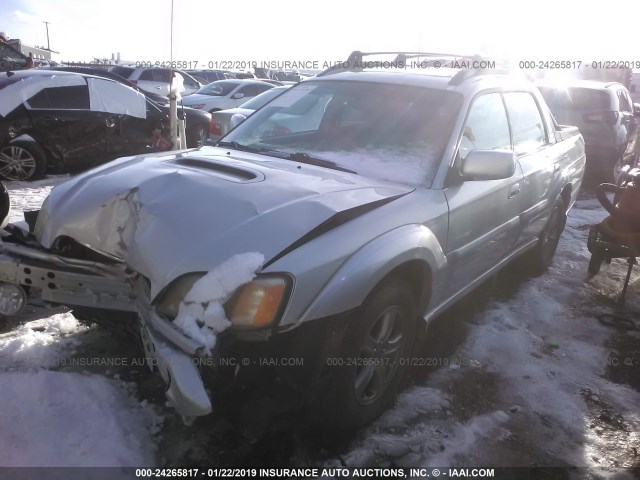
[173,252,265,350]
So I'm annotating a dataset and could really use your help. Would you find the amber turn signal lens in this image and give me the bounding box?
[230,277,287,328]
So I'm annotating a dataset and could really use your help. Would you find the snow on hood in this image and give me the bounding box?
[173,252,264,351]
[34,147,411,299]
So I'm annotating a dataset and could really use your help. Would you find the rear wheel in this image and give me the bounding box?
[321,279,418,428]
[0,142,47,181]
[523,199,567,274]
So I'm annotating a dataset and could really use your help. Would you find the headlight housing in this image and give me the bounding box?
[155,274,291,329]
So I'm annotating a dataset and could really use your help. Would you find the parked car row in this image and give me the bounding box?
[536,79,640,183]
[209,86,289,140]
[108,65,204,96]
[0,69,211,180]
[182,79,275,113]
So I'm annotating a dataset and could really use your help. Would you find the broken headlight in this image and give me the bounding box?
[155,274,290,329]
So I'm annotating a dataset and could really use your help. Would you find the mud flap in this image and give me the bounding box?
[140,323,212,420]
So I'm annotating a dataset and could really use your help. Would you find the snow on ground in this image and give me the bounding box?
[0,175,161,467]
[5,175,68,223]
[323,193,640,471]
[0,370,157,467]
[0,312,86,369]
[0,175,638,472]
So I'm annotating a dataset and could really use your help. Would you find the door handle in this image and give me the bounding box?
[508,183,521,199]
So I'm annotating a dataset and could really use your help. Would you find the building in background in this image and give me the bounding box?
[0,32,33,70]
[0,32,52,63]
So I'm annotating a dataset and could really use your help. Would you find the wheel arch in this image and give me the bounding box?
[560,183,572,211]
[296,224,445,325]
[374,259,432,316]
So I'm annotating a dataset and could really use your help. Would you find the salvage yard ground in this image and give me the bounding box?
[0,176,638,477]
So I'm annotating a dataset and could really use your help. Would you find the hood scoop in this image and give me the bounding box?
[172,157,263,182]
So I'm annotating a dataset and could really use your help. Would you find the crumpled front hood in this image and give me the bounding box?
[35,147,411,299]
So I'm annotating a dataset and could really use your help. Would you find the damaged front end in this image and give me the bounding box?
[0,218,216,421]
[0,144,412,423]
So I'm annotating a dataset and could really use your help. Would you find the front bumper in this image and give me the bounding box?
[0,228,212,419]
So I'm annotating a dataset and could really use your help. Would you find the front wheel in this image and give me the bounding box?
[321,279,418,428]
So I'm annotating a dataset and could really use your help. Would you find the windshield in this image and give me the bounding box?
[223,80,462,186]
[195,80,239,96]
[240,87,288,110]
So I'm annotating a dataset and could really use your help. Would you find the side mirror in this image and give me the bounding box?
[634,103,640,117]
[232,92,245,100]
[461,149,516,181]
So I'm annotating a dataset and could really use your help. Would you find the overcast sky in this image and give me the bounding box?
[2,0,639,65]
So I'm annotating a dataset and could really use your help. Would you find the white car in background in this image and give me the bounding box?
[182,80,274,113]
[209,86,289,140]
[108,66,203,97]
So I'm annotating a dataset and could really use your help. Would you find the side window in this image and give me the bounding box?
[140,69,170,82]
[26,89,52,108]
[238,84,260,97]
[139,69,155,81]
[618,90,632,112]
[29,86,90,109]
[625,91,635,112]
[179,73,198,88]
[503,92,546,155]
[458,93,511,161]
[255,84,272,95]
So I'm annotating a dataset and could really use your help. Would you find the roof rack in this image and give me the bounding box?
[317,50,511,85]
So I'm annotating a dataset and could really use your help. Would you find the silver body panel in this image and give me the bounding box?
[0,69,586,419]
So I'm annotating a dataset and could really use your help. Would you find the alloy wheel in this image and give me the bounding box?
[354,305,406,405]
[0,146,37,181]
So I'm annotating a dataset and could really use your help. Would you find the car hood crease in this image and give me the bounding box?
[34,148,412,299]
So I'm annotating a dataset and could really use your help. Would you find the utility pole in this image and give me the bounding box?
[42,21,50,51]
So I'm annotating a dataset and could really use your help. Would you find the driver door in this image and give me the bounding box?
[444,92,524,293]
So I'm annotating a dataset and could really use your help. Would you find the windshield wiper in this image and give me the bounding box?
[216,144,357,174]
[284,151,357,174]
[216,141,263,154]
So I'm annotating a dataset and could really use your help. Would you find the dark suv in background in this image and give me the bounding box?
[537,80,640,183]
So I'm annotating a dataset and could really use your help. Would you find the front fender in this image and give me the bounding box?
[299,224,447,323]
[10,133,38,145]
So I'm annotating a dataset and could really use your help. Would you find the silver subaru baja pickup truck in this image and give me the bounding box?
[0,52,586,428]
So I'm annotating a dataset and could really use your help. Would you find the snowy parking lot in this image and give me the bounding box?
[0,176,638,476]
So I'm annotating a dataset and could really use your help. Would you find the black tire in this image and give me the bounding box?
[0,181,9,227]
[321,279,418,428]
[187,125,207,148]
[588,253,603,275]
[524,199,567,275]
[0,141,47,181]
